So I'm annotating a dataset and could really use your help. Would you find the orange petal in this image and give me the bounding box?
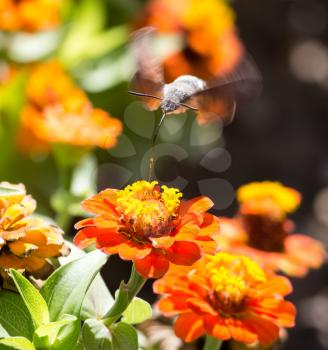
[174,313,205,342]
[199,213,220,237]
[74,217,95,229]
[166,241,201,265]
[257,275,293,296]
[180,211,203,226]
[285,234,326,268]
[73,230,96,248]
[134,252,170,278]
[187,298,216,316]
[175,223,200,241]
[118,243,152,260]
[250,299,296,327]
[242,315,279,345]
[180,196,213,216]
[227,318,258,344]
[203,315,231,341]
[157,296,190,315]
[96,231,127,247]
[150,236,175,249]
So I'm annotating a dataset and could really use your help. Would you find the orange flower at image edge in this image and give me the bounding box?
[74,181,220,278]
[0,0,62,32]
[219,182,326,277]
[154,252,296,345]
[0,182,67,280]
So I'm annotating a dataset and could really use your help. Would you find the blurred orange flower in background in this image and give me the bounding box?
[219,182,326,277]
[137,0,243,80]
[0,182,68,281]
[154,252,295,345]
[18,61,122,152]
[0,0,62,32]
[74,180,220,278]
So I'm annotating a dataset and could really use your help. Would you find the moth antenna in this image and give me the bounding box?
[179,102,199,111]
[149,111,166,181]
[128,90,163,101]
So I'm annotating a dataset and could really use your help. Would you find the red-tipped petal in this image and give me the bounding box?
[134,252,170,278]
[166,241,201,265]
[203,315,231,341]
[174,313,205,342]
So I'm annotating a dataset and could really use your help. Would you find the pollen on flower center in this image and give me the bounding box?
[115,181,182,238]
[205,253,266,309]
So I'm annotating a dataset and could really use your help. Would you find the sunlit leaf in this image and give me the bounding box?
[110,322,138,350]
[0,337,35,350]
[0,290,34,339]
[40,250,108,349]
[10,269,49,328]
[82,318,112,350]
[121,298,152,325]
[59,241,114,320]
[33,314,77,349]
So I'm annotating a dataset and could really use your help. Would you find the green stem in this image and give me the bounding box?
[54,164,74,232]
[102,264,147,326]
[203,335,222,350]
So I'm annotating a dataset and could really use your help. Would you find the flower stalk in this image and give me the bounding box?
[102,264,147,326]
[204,336,222,350]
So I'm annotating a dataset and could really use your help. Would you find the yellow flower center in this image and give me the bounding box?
[183,0,234,36]
[237,181,301,218]
[205,253,266,308]
[116,181,182,239]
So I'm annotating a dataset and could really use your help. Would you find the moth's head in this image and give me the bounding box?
[161,99,179,113]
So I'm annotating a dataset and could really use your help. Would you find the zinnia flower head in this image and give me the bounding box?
[18,61,122,152]
[0,0,62,32]
[154,252,296,345]
[0,182,68,281]
[218,181,326,277]
[74,180,220,278]
[137,0,243,80]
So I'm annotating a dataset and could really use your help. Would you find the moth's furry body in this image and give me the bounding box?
[161,75,206,114]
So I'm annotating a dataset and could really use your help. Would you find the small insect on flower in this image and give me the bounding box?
[154,252,296,346]
[74,181,220,278]
[129,27,261,145]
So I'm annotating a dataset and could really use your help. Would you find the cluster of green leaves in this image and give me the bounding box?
[0,247,152,350]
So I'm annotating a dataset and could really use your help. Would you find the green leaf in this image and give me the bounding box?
[110,322,138,350]
[33,314,77,349]
[0,325,9,338]
[82,319,111,350]
[9,270,49,328]
[0,290,34,339]
[82,274,115,320]
[0,337,35,350]
[59,241,114,320]
[121,298,152,325]
[40,250,108,349]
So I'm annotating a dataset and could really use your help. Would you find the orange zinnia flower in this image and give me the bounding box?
[74,180,219,278]
[18,61,122,152]
[136,0,243,80]
[154,252,296,345]
[219,182,326,277]
[0,182,68,280]
[0,0,62,32]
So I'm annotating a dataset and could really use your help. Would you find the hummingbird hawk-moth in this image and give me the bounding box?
[129,27,262,146]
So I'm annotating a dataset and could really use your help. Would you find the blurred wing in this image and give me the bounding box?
[130,27,164,110]
[185,55,262,124]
